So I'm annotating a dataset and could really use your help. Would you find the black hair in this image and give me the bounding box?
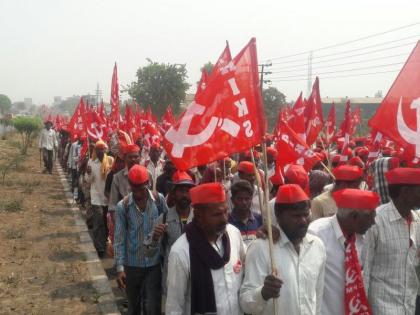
[230,180,253,198]
[274,200,310,214]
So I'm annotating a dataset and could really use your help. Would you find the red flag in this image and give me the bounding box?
[339,100,353,161]
[85,110,107,141]
[325,104,336,145]
[163,38,265,170]
[350,106,362,135]
[367,130,383,164]
[143,120,162,149]
[305,77,324,145]
[369,41,420,162]
[276,119,321,171]
[55,114,62,131]
[67,98,86,138]
[289,92,306,141]
[161,105,175,132]
[110,62,120,129]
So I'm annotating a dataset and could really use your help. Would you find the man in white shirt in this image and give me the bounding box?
[143,144,164,187]
[240,184,326,315]
[38,120,58,174]
[87,140,114,257]
[309,189,379,315]
[166,182,246,315]
[363,168,420,315]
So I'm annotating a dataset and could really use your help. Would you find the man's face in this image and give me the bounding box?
[130,182,149,202]
[45,122,52,130]
[164,162,176,177]
[231,191,252,213]
[352,210,376,235]
[95,147,106,160]
[125,152,141,170]
[239,172,255,185]
[149,147,161,162]
[275,202,311,241]
[405,185,420,209]
[197,202,229,236]
[173,185,192,209]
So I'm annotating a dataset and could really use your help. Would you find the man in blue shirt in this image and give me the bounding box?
[228,180,262,248]
[114,164,168,315]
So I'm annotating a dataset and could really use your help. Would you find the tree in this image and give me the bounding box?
[12,116,42,155]
[201,62,214,74]
[0,94,12,115]
[263,87,287,131]
[128,59,190,117]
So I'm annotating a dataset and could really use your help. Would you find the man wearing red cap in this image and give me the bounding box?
[363,168,420,315]
[108,144,141,214]
[311,165,363,221]
[229,161,264,215]
[308,189,378,315]
[148,171,195,307]
[114,164,168,315]
[240,184,326,315]
[38,119,58,174]
[166,182,245,315]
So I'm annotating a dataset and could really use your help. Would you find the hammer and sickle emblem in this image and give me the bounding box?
[165,102,240,158]
[87,122,103,139]
[397,97,420,157]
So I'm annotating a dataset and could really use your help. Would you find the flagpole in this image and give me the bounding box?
[251,146,278,315]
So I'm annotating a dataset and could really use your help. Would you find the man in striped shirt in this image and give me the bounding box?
[113,164,168,315]
[363,168,420,315]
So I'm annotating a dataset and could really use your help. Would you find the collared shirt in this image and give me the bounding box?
[166,224,246,315]
[228,210,262,249]
[362,201,420,315]
[240,228,326,315]
[308,215,364,315]
[67,141,81,170]
[87,157,112,206]
[38,128,57,150]
[144,159,164,185]
[114,191,167,271]
[108,167,131,212]
[151,206,193,295]
[311,191,337,221]
[227,184,265,216]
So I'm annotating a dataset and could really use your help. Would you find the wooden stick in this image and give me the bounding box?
[251,145,278,314]
[321,161,335,180]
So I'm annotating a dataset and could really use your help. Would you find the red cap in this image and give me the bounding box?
[284,165,309,194]
[238,161,255,174]
[266,147,278,158]
[332,155,341,164]
[356,147,369,157]
[190,183,226,205]
[333,189,380,211]
[123,144,140,155]
[270,173,284,186]
[333,165,363,181]
[275,184,309,204]
[382,147,392,156]
[128,164,149,185]
[172,170,195,186]
[349,156,365,169]
[244,150,260,159]
[385,167,420,185]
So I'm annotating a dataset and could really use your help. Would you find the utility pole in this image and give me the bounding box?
[95,82,102,106]
[306,51,313,97]
[259,62,272,95]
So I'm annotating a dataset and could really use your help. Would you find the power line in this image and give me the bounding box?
[265,21,420,61]
[270,52,410,73]
[269,61,407,79]
[269,69,400,82]
[271,41,417,65]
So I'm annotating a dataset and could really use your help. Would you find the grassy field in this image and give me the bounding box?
[0,134,101,314]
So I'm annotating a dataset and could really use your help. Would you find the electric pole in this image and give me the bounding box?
[259,62,272,95]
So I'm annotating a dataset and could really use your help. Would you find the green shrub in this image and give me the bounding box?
[12,116,42,155]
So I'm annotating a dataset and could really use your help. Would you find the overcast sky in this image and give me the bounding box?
[1,0,420,105]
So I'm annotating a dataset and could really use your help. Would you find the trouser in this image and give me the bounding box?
[125,265,161,315]
[42,148,53,173]
[71,168,78,190]
[91,205,107,252]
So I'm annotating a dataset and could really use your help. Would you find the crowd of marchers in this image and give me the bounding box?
[38,118,420,315]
